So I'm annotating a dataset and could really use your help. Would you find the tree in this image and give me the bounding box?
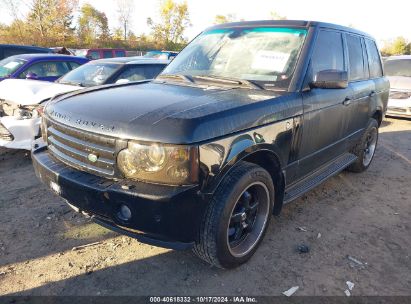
[116,0,134,41]
[214,14,236,24]
[25,0,78,46]
[77,3,111,46]
[147,0,191,49]
[390,37,408,55]
[269,11,287,20]
[382,37,410,56]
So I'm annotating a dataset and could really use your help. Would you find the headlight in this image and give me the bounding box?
[117,141,198,185]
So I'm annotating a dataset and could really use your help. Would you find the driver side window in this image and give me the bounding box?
[311,30,344,76]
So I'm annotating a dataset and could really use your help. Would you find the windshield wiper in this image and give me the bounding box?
[157,74,195,83]
[58,80,85,87]
[193,75,264,90]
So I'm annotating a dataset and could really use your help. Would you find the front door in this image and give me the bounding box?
[297,29,351,179]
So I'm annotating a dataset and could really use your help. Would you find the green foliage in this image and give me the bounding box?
[382,37,411,56]
[214,14,236,24]
[269,11,287,20]
[0,0,189,51]
[77,3,111,46]
[26,0,78,46]
[148,0,191,50]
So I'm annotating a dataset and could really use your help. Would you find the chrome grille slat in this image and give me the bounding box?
[48,136,115,166]
[48,126,116,156]
[49,145,114,176]
[45,118,121,178]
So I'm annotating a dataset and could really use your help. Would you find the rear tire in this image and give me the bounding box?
[193,161,274,269]
[347,118,378,173]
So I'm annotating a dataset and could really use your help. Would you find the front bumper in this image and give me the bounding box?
[0,116,40,150]
[386,99,411,118]
[32,138,206,250]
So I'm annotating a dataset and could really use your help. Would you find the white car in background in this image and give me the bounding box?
[384,55,411,118]
[0,57,169,150]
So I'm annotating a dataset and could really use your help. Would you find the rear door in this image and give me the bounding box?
[364,39,387,114]
[344,34,374,138]
[298,29,351,178]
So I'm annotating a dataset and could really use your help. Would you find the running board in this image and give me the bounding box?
[284,153,357,204]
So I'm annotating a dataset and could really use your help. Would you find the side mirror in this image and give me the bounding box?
[26,72,38,80]
[310,70,348,89]
[115,79,130,84]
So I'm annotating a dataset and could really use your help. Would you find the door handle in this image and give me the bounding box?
[369,91,376,97]
[343,97,351,106]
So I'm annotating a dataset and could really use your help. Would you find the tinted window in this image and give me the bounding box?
[88,51,100,60]
[19,61,70,78]
[346,35,365,81]
[103,51,113,58]
[384,59,411,77]
[365,39,383,78]
[116,64,166,82]
[58,63,122,86]
[115,50,126,57]
[311,30,344,75]
[0,57,26,77]
[68,62,81,70]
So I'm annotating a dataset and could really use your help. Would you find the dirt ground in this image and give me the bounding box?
[0,117,410,296]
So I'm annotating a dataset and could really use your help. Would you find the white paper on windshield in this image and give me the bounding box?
[251,51,290,73]
[3,61,20,69]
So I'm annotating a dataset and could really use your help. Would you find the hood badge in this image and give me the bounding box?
[48,110,115,132]
[88,153,99,163]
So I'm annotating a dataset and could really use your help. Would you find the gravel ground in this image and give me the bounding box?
[0,117,410,296]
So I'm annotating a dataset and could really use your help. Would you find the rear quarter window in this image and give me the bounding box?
[346,34,366,81]
[365,39,383,78]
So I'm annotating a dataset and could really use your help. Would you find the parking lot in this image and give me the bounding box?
[0,117,410,296]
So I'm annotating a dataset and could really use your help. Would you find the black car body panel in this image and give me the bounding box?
[33,20,390,249]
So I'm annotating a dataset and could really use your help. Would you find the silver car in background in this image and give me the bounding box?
[384,55,411,118]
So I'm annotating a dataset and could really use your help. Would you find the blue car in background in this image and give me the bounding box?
[0,54,89,82]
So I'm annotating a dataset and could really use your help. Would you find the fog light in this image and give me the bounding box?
[117,204,132,221]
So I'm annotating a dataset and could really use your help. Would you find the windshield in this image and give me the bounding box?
[144,51,169,59]
[0,57,26,77]
[58,63,122,87]
[160,27,307,90]
[384,59,411,77]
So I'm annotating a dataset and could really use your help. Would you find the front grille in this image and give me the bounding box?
[389,91,411,100]
[0,123,14,141]
[45,118,126,178]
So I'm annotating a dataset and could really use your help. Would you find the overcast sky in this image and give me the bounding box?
[1,0,410,46]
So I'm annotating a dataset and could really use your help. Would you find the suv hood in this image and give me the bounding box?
[46,81,299,143]
[0,79,80,106]
[387,76,411,91]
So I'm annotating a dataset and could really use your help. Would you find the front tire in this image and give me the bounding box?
[193,161,274,269]
[347,118,379,173]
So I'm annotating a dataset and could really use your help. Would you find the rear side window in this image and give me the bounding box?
[115,50,126,57]
[311,30,344,76]
[103,51,113,58]
[19,61,70,78]
[68,62,81,70]
[365,39,383,78]
[88,51,100,60]
[346,35,366,81]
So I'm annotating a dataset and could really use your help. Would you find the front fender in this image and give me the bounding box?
[199,118,293,194]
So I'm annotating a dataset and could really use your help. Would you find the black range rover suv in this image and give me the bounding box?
[32,20,389,268]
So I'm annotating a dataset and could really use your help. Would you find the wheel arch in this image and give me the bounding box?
[203,145,285,215]
[372,108,383,126]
